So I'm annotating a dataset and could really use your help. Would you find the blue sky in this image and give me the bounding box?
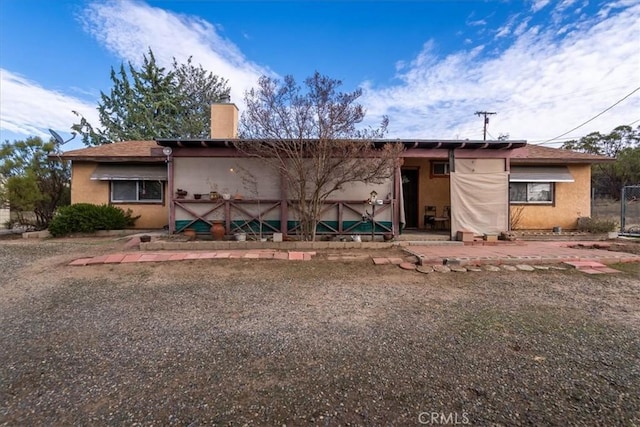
[1,0,639,150]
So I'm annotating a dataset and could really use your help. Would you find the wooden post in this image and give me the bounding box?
[168,153,175,234]
[393,159,402,237]
[280,169,288,237]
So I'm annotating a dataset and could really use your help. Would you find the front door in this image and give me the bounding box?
[402,168,419,228]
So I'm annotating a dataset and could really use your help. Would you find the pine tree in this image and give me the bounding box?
[72,49,230,145]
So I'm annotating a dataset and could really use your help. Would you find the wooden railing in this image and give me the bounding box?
[172,198,395,236]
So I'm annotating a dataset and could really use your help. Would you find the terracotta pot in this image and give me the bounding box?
[183,228,196,241]
[210,222,225,240]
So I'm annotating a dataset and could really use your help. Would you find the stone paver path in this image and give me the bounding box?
[70,250,315,266]
[68,239,640,275]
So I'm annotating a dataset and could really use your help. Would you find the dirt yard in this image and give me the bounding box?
[1,237,639,426]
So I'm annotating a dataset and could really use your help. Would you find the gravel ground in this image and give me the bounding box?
[1,237,640,426]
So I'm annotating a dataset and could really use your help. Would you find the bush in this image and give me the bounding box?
[576,216,619,233]
[48,203,139,237]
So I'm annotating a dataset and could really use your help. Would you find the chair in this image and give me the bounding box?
[424,205,437,229]
[432,206,451,230]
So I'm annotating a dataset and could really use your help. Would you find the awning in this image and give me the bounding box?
[90,164,167,181]
[509,166,574,182]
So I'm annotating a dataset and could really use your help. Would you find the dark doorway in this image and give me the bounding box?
[401,168,419,228]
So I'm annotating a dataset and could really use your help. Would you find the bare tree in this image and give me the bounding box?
[237,72,403,241]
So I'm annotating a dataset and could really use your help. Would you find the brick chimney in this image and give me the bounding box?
[210,95,238,138]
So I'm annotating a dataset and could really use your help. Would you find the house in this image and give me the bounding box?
[60,102,613,238]
[60,140,168,229]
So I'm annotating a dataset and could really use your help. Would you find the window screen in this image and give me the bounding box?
[112,181,163,202]
[510,182,553,203]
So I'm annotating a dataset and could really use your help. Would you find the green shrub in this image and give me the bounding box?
[576,216,618,233]
[48,203,140,237]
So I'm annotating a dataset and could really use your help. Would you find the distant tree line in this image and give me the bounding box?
[562,125,640,200]
[0,136,70,229]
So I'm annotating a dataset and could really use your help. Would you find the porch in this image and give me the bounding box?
[171,197,397,240]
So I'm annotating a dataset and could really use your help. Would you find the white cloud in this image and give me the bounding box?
[532,0,552,13]
[1,0,271,144]
[0,69,98,142]
[79,0,271,107]
[360,1,640,144]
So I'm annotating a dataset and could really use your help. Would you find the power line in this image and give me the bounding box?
[536,86,640,145]
[529,118,640,145]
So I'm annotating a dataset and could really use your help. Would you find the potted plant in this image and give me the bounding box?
[207,179,220,201]
[183,228,196,241]
[175,189,188,199]
[210,221,225,240]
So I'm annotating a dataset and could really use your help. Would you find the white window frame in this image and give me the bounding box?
[431,161,450,176]
[110,180,164,203]
[510,182,554,204]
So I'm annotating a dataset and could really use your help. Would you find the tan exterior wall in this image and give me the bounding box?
[210,103,238,138]
[403,158,451,229]
[510,164,592,230]
[71,162,168,229]
[71,162,111,205]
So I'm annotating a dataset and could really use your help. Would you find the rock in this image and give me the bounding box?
[399,262,417,271]
[416,266,433,274]
[433,265,451,273]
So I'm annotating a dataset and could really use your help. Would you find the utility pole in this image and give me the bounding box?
[475,111,496,140]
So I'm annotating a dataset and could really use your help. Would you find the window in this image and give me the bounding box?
[111,180,163,203]
[431,161,450,176]
[510,182,553,204]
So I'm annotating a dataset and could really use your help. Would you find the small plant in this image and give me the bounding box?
[510,205,525,230]
[48,203,139,237]
[576,216,618,233]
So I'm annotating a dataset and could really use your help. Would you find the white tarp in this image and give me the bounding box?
[450,168,509,237]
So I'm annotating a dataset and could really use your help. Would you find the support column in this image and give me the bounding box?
[167,154,175,234]
[394,159,403,237]
[280,169,288,237]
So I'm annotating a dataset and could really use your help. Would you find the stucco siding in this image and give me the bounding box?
[71,162,168,229]
[174,157,280,200]
[403,158,451,229]
[173,157,394,224]
[510,164,592,230]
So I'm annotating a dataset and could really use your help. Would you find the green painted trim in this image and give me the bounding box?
[174,219,393,234]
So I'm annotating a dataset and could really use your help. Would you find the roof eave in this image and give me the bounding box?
[156,138,529,150]
[59,156,165,162]
[511,158,616,164]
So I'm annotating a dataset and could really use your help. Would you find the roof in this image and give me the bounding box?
[510,144,614,164]
[59,140,164,162]
[59,139,615,165]
[155,138,528,150]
